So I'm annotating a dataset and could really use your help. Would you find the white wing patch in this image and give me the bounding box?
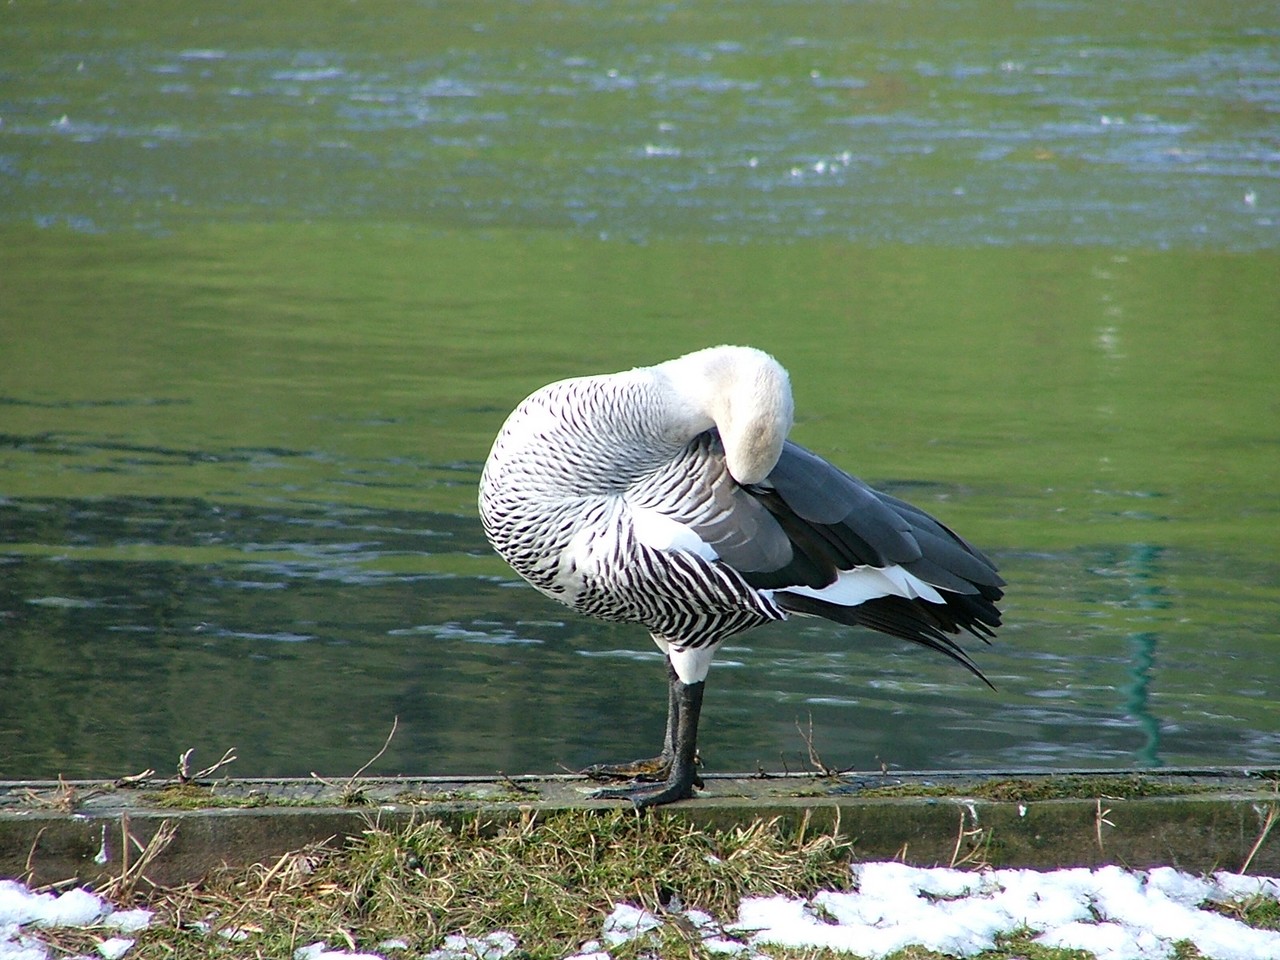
[781,564,945,608]
[630,506,719,562]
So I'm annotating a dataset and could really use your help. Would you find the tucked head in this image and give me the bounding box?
[654,345,794,485]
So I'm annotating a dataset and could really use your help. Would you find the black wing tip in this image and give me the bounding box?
[776,591,1000,689]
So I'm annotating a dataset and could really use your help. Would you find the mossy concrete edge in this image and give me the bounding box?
[3,769,1276,886]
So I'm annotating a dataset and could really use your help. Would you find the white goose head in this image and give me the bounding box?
[654,345,794,485]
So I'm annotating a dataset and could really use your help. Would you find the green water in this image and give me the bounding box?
[1,0,1277,780]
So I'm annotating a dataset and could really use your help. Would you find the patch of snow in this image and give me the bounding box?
[96,937,135,960]
[3,864,1279,960]
[99,909,152,934]
[0,937,47,960]
[600,903,662,946]
[8,885,107,928]
[293,943,385,960]
[732,863,1280,960]
[1,879,152,960]
[423,931,518,960]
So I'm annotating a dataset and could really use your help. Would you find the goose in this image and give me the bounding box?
[479,345,1004,807]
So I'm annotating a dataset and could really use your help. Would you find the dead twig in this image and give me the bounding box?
[1095,798,1116,855]
[18,774,84,814]
[312,716,399,804]
[350,715,398,781]
[115,768,156,788]
[100,814,178,901]
[949,803,992,870]
[1241,803,1278,875]
[795,714,851,778]
[177,747,237,784]
[23,826,48,886]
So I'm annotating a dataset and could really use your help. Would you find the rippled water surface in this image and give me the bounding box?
[2,0,1278,780]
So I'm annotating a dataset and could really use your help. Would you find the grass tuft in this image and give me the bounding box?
[117,809,851,959]
[1207,890,1280,931]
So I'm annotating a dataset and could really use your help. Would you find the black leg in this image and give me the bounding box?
[591,672,705,808]
[660,657,680,757]
[581,659,680,781]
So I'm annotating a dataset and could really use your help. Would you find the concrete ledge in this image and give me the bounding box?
[3,769,1276,887]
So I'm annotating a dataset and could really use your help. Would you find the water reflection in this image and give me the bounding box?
[2,485,1277,779]
[1,0,1278,780]
[3,2,1277,246]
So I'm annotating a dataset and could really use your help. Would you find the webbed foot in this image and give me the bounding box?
[590,769,698,809]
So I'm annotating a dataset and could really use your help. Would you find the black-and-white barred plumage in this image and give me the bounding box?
[479,346,1004,689]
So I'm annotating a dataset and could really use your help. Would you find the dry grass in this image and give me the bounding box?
[1207,889,1280,931]
[21,795,1279,960]
[94,808,851,959]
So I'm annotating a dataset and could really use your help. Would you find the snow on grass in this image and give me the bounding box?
[734,863,1280,959]
[2,865,1278,960]
[0,880,153,960]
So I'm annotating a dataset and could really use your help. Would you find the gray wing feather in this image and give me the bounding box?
[876,491,1001,582]
[761,442,923,566]
[748,440,1003,589]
